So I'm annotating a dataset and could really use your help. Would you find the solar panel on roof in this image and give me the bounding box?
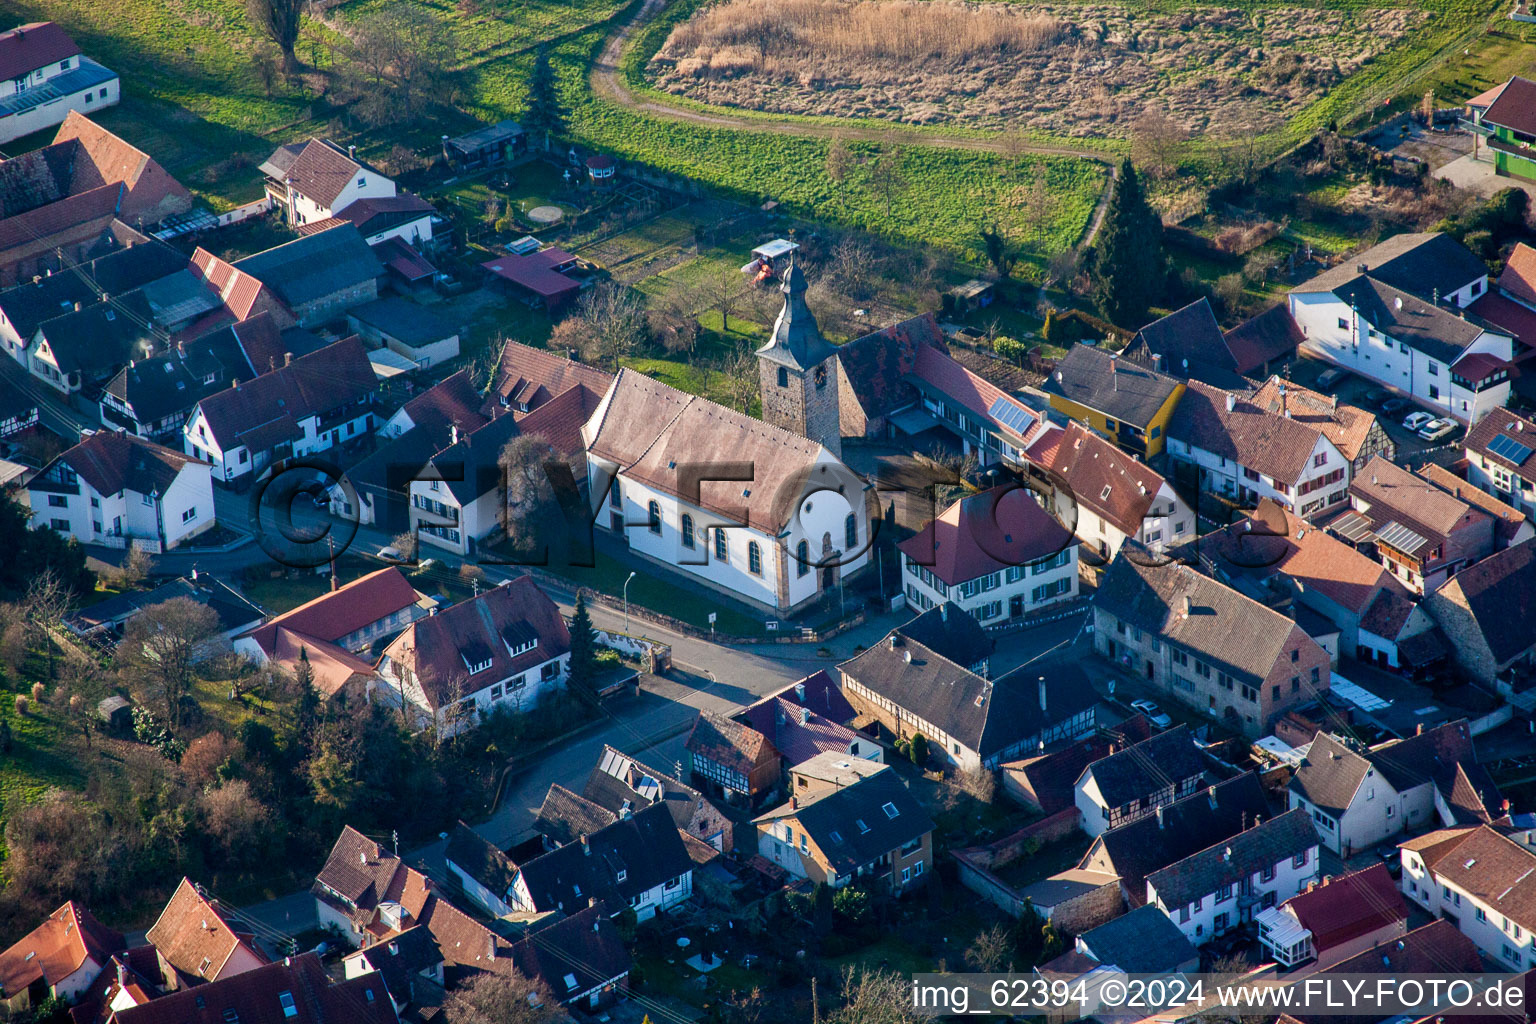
[986,395,1036,437]
[1487,433,1534,466]
[1375,520,1429,557]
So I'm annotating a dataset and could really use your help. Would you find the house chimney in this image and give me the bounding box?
[1038,676,1047,712]
[795,681,806,701]
[1182,595,1192,618]
[1416,722,1424,736]
[1208,784,1218,809]
[116,961,127,990]
[1279,383,1288,419]
[349,144,357,160]
[1153,352,1164,372]
[801,707,810,725]
[589,896,599,911]
[74,301,82,312]
[1155,804,1165,829]
[1110,352,1119,391]
[789,796,797,811]
[1225,392,1236,413]
[580,834,590,855]
[284,352,294,366]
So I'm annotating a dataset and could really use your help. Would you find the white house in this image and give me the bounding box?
[375,578,570,738]
[1167,379,1353,518]
[26,430,214,552]
[0,902,123,1013]
[259,138,397,227]
[1144,809,1321,946]
[0,23,118,144]
[1464,408,1536,520]
[1289,233,1513,425]
[585,368,871,616]
[898,485,1078,625]
[408,414,519,557]
[1254,864,1407,971]
[183,337,376,483]
[1024,421,1195,561]
[1073,726,1208,838]
[1400,825,1536,972]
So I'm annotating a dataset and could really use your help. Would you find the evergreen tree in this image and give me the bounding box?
[1087,159,1165,328]
[568,592,597,692]
[908,732,928,766]
[294,647,320,753]
[524,45,564,151]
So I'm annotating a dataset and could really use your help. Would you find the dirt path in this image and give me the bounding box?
[590,0,1118,248]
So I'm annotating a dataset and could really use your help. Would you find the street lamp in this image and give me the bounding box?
[623,571,637,635]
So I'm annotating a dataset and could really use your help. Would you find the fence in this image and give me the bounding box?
[90,535,162,554]
[216,197,275,228]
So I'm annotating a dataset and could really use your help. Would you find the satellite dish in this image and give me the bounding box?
[1107,679,1116,694]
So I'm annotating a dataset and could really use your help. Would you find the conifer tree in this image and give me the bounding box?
[524,45,564,151]
[1087,159,1165,328]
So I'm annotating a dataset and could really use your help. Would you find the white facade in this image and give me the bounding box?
[1466,447,1536,519]
[1356,603,1438,669]
[507,868,692,924]
[184,402,374,484]
[1167,429,1349,519]
[1049,481,1195,561]
[1289,292,1513,425]
[1148,846,1320,946]
[1402,846,1536,971]
[901,546,1077,623]
[359,213,434,248]
[0,54,119,145]
[1288,771,1436,857]
[26,456,214,552]
[377,647,568,739]
[588,453,869,615]
[283,163,395,225]
[408,479,501,557]
[445,860,515,919]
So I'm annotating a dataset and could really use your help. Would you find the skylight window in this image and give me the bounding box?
[564,973,579,991]
[882,802,899,819]
[856,819,870,834]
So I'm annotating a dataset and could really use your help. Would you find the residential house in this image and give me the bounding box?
[583,743,735,853]
[1092,550,1332,737]
[375,577,571,738]
[1196,498,1423,664]
[508,802,694,922]
[1023,421,1195,561]
[443,823,520,918]
[143,879,266,984]
[1076,771,1272,908]
[534,784,621,850]
[233,225,383,327]
[896,340,1054,467]
[831,313,946,440]
[1400,825,1536,971]
[1167,379,1353,518]
[1250,375,1395,471]
[838,626,1097,772]
[1123,297,1291,389]
[234,567,432,668]
[1355,585,1449,671]
[735,670,879,773]
[1474,75,1536,182]
[104,952,397,1024]
[1288,233,1513,424]
[26,430,214,551]
[898,485,1078,623]
[1043,343,1185,457]
[1340,455,1496,594]
[1000,716,1154,814]
[345,297,460,370]
[183,336,376,484]
[1417,462,1535,549]
[1463,408,1536,519]
[754,759,934,892]
[1073,725,1209,837]
[260,138,397,227]
[482,339,613,420]
[482,248,582,313]
[1287,721,1501,855]
[63,572,264,646]
[0,22,118,143]
[585,367,872,615]
[1073,904,1200,974]
[1425,538,1536,694]
[685,710,780,805]
[1144,808,1321,945]
[0,903,123,1012]
[340,926,443,1018]
[100,313,288,442]
[333,194,437,248]
[506,904,631,1012]
[1255,865,1407,970]
[888,602,994,676]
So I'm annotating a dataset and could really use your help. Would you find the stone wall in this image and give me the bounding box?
[1048,879,1126,935]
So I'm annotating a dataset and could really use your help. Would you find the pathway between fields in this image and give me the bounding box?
[590,0,1119,251]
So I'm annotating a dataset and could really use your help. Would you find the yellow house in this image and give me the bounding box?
[1043,343,1184,457]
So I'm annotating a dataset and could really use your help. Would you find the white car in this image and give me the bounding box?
[1402,411,1434,431]
[1418,418,1457,442]
[1130,699,1174,728]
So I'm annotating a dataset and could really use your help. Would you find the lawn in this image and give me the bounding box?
[534,549,764,637]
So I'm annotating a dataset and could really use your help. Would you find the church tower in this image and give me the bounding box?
[756,258,842,458]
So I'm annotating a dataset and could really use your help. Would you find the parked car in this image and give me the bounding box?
[1403,411,1435,431]
[1382,398,1412,416]
[1364,388,1392,407]
[1418,418,1458,441]
[1130,698,1174,728]
[1376,844,1403,878]
[1316,367,1350,390]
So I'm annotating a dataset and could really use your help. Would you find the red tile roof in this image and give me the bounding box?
[239,567,422,657]
[1451,350,1510,383]
[52,112,191,226]
[143,878,264,982]
[1249,376,1380,464]
[370,236,435,282]
[1028,421,1165,536]
[1465,408,1536,486]
[897,484,1075,586]
[1482,76,1536,140]
[482,248,580,299]
[909,344,1043,443]
[484,340,612,417]
[41,430,204,499]
[0,902,123,1000]
[110,951,395,1024]
[514,381,602,456]
[1281,864,1406,953]
[275,140,368,211]
[1498,243,1536,310]
[0,183,122,260]
[189,247,289,326]
[1469,290,1536,350]
[0,22,80,80]
[192,336,374,451]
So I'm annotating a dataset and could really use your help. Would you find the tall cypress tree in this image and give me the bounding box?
[524,45,564,152]
[568,592,597,691]
[1087,159,1165,328]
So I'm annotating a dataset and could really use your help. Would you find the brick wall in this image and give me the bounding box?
[1425,580,1499,687]
[1049,879,1126,935]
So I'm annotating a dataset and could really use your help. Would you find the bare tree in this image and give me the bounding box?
[25,569,71,680]
[715,346,760,415]
[1130,106,1187,179]
[577,283,647,370]
[966,922,1015,972]
[347,4,457,118]
[442,970,559,1024]
[60,652,107,749]
[825,965,929,1024]
[960,766,998,804]
[0,601,28,682]
[246,0,305,74]
[826,133,854,209]
[703,263,748,335]
[867,143,908,219]
[499,436,561,559]
[201,779,274,866]
[119,598,223,731]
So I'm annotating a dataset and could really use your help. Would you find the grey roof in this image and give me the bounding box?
[761,768,934,875]
[755,261,837,371]
[507,904,630,1003]
[446,119,524,153]
[1093,772,1272,900]
[1295,232,1490,304]
[1042,343,1181,428]
[1083,726,1207,808]
[514,803,693,913]
[420,408,522,505]
[583,745,709,833]
[0,240,184,342]
[1288,732,1369,816]
[64,575,264,635]
[534,784,618,847]
[893,603,993,670]
[234,224,383,308]
[444,822,517,899]
[1078,904,1198,973]
[1146,808,1319,909]
[1131,298,1236,380]
[837,637,1096,762]
[1093,547,1315,686]
[1331,276,1487,364]
[348,296,458,349]
[1439,538,1536,665]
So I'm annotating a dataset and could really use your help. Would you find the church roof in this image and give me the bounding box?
[756,261,837,371]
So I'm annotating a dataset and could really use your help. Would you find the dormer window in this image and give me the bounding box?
[616,868,627,883]
[462,653,493,675]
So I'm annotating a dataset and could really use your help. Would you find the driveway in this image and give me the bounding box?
[1435,152,1536,200]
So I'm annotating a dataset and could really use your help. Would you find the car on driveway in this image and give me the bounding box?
[1364,388,1392,408]
[1418,418,1459,442]
[1403,411,1435,431]
[1376,844,1403,878]
[1382,398,1412,416]
[1130,699,1174,728]
[1316,368,1350,390]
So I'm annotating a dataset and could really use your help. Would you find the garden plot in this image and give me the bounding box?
[649,0,1418,137]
